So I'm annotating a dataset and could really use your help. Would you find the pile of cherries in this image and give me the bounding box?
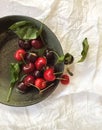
[14,38,69,94]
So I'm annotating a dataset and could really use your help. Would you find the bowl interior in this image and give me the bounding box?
[0,15,64,106]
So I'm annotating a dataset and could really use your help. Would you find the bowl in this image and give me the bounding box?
[0,15,64,107]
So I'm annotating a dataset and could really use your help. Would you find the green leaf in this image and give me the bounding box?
[9,21,30,30]
[10,63,20,84]
[50,51,74,65]
[57,55,65,63]
[9,21,43,40]
[37,24,43,37]
[7,63,21,102]
[64,53,74,65]
[56,53,74,65]
[78,38,89,62]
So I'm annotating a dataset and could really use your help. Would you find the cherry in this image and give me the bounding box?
[44,48,55,65]
[44,68,56,81]
[23,75,35,86]
[14,49,26,61]
[31,39,43,49]
[35,57,47,70]
[35,78,46,89]
[25,52,38,63]
[33,70,43,78]
[45,50,54,59]
[22,62,35,74]
[18,39,32,50]
[60,74,70,85]
[16,82,28,93]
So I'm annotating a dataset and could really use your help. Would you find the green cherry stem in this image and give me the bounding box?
[54,72,63,75]
[20,54,26,64]
[50,50,59,59]
[28,83,40,91]
[67,68,73,76]
[39,83,54,94]
[50,51,64,65]
[40,34,45,45]
[20,74,27,82]
[29,83,54,94]
[56,77,68,81]
[50,51,60,65]
[7,86,12,102]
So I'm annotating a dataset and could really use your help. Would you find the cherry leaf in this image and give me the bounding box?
[78,38,89,62]
[7,63,21,102]
[64,53,74,65]
[9,21,43,40]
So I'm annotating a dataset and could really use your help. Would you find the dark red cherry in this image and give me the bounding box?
[44,48,54,59]
[44,48,55,65]
[18,39,32,50]
[33,70,43,78]
[16,82,28,93]
[22,62,35,74]
[25,52,38,63]
[31,39,43,49]
[23,75,35,86]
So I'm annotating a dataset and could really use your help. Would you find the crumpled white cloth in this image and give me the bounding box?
[0,0,102,130]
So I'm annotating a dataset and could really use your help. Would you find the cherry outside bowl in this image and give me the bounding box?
[0,15,64,107]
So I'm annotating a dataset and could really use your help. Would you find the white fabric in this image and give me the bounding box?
[0,0,102,129]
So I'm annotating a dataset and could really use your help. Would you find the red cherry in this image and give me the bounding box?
[44,68,56,81]
[35,57,47,70]
[23,75,35,86]
[22,62,35,74]
[35,78,46,89]
[31,39,43,49]
[60,74,70,85]
[14,49,26,61]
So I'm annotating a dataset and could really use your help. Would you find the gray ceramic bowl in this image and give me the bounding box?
[0,15,64,107]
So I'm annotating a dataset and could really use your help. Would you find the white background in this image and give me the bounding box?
[0,0,102,130]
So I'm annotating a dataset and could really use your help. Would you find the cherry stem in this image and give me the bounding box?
[56,78,68,81]
[20,74,27,82]
[39,83,54,94]
[28,83,40,91]
[7,85,13,102]
[54,72,63,75]
[20,54,26,64]
[50,51,61,65]
[67,68,73,76]
[28,52,36,56]
[29,83,54,94]
[50,51,59,59]
[40,34,45,45]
